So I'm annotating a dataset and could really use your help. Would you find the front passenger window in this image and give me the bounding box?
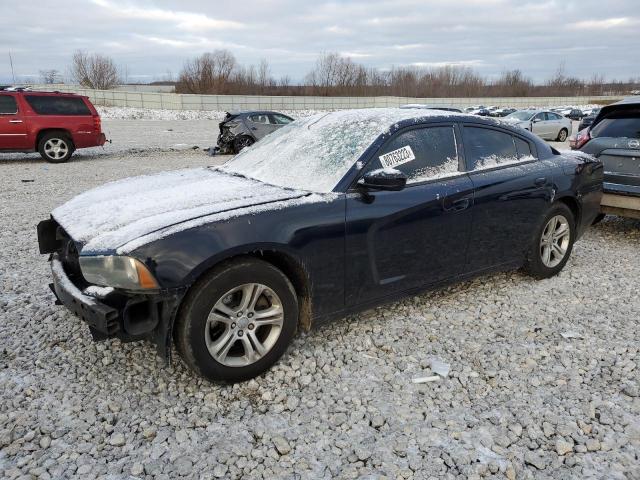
[368,126,460,184]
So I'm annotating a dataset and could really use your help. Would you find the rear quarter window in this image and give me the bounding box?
[591,111,640,139]
[25,95,91,116]
[0,95,17,114]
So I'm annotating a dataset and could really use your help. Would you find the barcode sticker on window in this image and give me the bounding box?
[379,145,415,168]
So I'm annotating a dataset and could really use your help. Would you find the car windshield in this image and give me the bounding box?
[220,109,441,192]
[506,111,534,121]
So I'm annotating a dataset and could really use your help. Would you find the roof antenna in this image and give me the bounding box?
[9,50,16,84]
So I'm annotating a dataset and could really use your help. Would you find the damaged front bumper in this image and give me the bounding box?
[49,254,183,360]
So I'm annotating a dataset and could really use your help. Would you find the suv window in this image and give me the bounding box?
[465,127,524,169]
[367,126,459,184]
[271,114,292,125]
[0,95,17,114]
[24,95,91,116]
[248,114,271,124]
[591,111,640,139]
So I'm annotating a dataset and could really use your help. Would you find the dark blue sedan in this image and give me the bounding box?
[38,109,603,382]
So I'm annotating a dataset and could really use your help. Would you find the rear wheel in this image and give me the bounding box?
[556,128,569,142]
[233,135,254,154]
[175,258,298,383]
[38,132,74,163]
[523,203,575,279]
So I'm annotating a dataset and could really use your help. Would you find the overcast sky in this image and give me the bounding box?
[1,0,638,84]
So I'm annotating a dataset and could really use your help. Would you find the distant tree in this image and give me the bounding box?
[70,50,120,90]
[175,50,237,94]
[39,69,61,84]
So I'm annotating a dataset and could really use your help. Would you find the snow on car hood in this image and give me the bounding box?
[52,168,312,254]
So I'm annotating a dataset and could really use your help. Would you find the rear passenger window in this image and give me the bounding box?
[0,95,17,114]
[465,127,519,170]
[368,126,460,184]
[249,114,271,124]
[514,137,534,159]
[24,95,91,116]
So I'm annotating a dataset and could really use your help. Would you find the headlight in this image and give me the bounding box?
[79,256,159,290]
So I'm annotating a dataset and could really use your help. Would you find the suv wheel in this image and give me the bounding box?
[523,203,575,279]
[38,133,74,163]
[175,258,298,383]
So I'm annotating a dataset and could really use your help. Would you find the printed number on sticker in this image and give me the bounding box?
[379,145,415,168]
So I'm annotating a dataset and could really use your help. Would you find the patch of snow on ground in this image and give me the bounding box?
[96,106,331,121]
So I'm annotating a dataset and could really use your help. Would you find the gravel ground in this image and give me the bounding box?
[1,147,639,479]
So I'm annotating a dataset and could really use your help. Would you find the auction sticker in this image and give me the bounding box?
[379,145,415,168]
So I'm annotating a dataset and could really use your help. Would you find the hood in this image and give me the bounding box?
[52,168,309,254]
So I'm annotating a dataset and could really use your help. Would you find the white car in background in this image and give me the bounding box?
[503,110,573,142]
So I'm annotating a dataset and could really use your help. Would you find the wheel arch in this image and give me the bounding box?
[172,246,313,341]
[555,195,581,226]
[36,128,75,150]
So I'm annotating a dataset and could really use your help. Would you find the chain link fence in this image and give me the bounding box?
[28,84,622,112]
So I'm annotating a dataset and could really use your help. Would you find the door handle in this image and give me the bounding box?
[9,120,23,123]
[534,177,547,187]
[251,127,257,130]
[444,197,470,212]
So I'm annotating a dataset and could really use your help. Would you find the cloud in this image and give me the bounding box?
[91,0,244,31]
[0,0,638,83]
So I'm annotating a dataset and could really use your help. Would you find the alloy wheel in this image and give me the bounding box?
[205,283,284,367]
[44,138,69,160]
[539,215,571,268]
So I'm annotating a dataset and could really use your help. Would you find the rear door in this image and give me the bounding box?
[0,93,29,149]
[461,124,553,272]
[345,123,475,306]
[246,113,279,139]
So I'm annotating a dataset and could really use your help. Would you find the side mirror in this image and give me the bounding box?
[357,169,407,191]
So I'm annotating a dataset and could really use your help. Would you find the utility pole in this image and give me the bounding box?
[9,50,16,84]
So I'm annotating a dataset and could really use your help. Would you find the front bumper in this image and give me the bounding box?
[49,254,183,358]
[51,256,119,337]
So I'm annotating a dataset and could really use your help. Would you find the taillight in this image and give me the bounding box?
[575,128,591,149]
[93,115,101,132]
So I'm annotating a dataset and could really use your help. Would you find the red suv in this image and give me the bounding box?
[0,88,106,163]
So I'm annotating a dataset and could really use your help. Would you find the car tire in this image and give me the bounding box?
[38,132,74,163]
[523,203,575,279]
[556,128,569,142]
[233,136,254,154]
[174,258,299,383]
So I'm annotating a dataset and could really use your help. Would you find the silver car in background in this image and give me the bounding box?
[503,110,573,142]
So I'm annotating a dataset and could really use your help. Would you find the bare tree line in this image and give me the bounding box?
[43,50,640,97]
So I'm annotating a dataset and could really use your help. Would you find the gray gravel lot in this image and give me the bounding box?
[1,140,639,479]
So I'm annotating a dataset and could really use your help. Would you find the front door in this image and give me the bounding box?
[345,124,474,306]
[0,94,28,150]
[461,124,554,271]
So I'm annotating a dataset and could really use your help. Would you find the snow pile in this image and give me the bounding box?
[52,168,311,254]
[223,108,462,192]
[96,106,330,121]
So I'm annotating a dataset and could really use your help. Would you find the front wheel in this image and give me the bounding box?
[175,258,299,383]
[233,135,254,154]
[556,128,569,142]
[38,133,74,163]
[523,203,575,279]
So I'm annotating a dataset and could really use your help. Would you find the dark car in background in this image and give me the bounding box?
[563,108,585,121]
[491,107,517,117]
[215,110,294,154]
[577,98,640,219]
[0,87,106,162]
[578,108,601,131]
[38,109,603,382]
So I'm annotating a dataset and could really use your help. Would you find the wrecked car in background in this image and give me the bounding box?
[38,109,602,383]
[215,110,294,154]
